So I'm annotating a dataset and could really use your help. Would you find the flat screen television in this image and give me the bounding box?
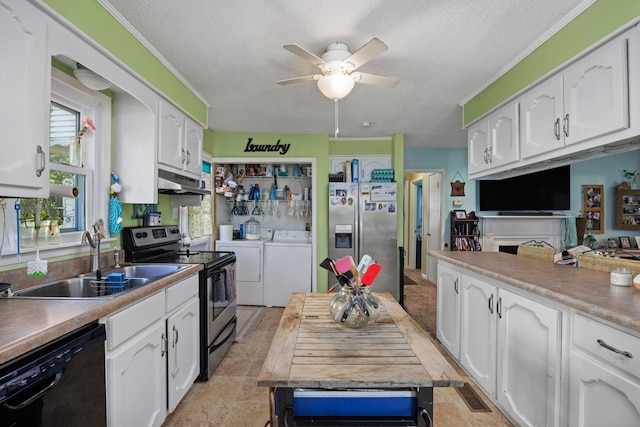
[477,165,571,213]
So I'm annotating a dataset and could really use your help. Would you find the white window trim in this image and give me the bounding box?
[0,68,112,266]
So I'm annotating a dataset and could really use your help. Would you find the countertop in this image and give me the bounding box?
[0,264,202,365]
[257,292,463,389]
[429,251,640,334]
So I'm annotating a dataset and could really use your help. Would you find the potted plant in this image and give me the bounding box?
[622,169,639,189]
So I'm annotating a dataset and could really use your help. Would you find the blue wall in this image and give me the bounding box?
[405,147,640,247]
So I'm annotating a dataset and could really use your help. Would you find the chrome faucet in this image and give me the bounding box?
[81,229,101,272]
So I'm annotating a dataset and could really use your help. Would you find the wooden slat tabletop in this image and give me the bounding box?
[257,292,463,389]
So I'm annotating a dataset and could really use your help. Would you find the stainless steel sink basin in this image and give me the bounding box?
[11,277,151,299]
[10,263,189,299]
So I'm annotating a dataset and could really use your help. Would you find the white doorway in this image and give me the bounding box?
[403,170,444,282]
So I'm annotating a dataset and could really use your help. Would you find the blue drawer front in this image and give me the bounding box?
[283,389,416,417]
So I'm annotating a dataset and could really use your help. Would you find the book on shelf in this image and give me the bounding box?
[455,237,482,251]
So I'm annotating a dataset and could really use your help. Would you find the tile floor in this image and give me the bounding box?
[163,271,514,426]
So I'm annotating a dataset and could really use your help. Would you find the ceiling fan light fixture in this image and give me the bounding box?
[74,63,111,91]
[317,72,355,100]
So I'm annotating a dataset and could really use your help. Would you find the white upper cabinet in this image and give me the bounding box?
[468,103,519,176]
[467,121,489,175]
[521,33,629,160]
[158,99,203,179]
[520,77,565,159]
[0,0,50,197]
[470,24,637,178]
[562,34,629,145]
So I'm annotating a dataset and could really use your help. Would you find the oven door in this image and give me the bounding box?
[204,261,236,345]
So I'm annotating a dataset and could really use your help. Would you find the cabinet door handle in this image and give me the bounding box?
[172,325,179,348]
[554,118,561,140]
[563,113,570,137]
[35,145,46,177]
[186,149,191,165]
[454,278,459,294]
[161,333,168,357]
[181,148,186,164]
[488,293,494,314]
[597,339,633,358]
[487,146,493,163]
[483,148,488,164]
[497,297,502,319]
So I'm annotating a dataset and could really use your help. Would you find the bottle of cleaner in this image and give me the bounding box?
[352,159,359,183]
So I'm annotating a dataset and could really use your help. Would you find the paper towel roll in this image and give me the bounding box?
[219,225,233,241]
[50,184,79,198]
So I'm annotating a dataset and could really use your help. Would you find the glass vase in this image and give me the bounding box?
[329,284,380,328]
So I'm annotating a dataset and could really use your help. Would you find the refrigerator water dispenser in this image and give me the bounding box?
[334,224,353,249]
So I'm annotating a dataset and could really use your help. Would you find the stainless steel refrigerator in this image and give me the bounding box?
[328,182,399,300]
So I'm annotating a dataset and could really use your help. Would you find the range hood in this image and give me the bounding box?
[158,169,210,196]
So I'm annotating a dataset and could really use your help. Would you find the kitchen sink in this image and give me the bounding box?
[11,277,151,299]
[9,263,189,299]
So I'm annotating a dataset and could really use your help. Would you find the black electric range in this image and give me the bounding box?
[122,226,237,380]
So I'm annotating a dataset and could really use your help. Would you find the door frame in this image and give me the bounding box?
[403,169,444,281]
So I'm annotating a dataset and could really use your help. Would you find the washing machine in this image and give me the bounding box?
[216,228,273,305]
[264,230,312,307]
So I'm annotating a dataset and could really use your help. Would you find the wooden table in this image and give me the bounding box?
[257,292,463,426]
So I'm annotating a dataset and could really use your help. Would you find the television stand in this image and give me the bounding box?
[499,211,553,216]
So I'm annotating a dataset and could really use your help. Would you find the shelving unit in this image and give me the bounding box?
[616,187,640,230]
[450,212,481,251]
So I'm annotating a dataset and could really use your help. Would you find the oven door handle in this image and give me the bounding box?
[211,318,237,352]
[3,371,63,410]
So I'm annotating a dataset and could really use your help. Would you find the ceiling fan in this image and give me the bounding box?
[277,38,399,100]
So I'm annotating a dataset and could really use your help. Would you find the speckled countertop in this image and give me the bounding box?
[0,264,202,365]
[429,251,640,334]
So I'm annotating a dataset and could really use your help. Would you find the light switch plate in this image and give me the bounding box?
[453,200,463,206]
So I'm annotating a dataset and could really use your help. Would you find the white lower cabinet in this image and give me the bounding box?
[497,288,562,427]
[460,275,497,395]
[106,321,166,427]
[436,264,461,359]
[459,274,562,427]
[167,297,200,413]
[568,313,640,427]
[440,262,563,426]
[103,275,200,426]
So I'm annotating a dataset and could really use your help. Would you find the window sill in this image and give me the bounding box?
[0,238,116,268]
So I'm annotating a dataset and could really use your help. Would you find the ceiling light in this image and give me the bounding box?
[317,71,355,100]
[74,63,111,91]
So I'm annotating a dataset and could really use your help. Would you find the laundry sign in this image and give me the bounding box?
[243,137,290,155]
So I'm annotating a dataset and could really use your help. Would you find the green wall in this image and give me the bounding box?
[46,0,208,126]
[463,0,640,125]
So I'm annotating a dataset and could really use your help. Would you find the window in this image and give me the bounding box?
[4,67,111,262]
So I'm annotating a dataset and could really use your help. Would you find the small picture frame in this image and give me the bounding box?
[453,209,467,220]
[619,236,631,249]
[635,236,640,249]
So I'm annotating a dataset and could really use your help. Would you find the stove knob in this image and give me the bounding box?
[135,232,144,238]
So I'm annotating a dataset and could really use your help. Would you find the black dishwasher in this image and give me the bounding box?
[0,322,106,427]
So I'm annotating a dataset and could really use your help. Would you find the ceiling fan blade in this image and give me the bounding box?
[345,38,388,70]
[277,75,322,85]
[352,72,399,88]
[283,44,326,68]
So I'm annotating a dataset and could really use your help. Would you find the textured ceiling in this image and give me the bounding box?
[104,0,585,149]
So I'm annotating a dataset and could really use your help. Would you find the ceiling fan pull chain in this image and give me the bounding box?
[334,97,339,138]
